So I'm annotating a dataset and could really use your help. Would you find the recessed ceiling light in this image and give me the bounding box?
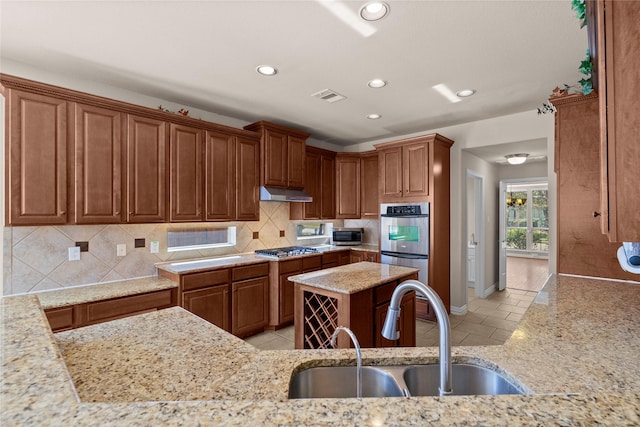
[505,153,529,165]
[360,2,389,21]
[456,89,476,98]
[367,79,387,88]
[367,113,382,119]
[256,65,278,76]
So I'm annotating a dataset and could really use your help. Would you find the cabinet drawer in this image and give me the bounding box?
[375,281,398,305]
[82,289,175,325]
[182,269,229,291]
[232,262,269,282]
[45,306,74,332]
[302,254,322,271]
[278,258,302,275]
[321,252,339,267]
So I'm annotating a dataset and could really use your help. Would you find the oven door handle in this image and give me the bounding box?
[380,214,429,218]
[381,250,428,259]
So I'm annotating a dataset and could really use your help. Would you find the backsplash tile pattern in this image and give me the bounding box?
[343,219,380,244]
[3,202,342,296]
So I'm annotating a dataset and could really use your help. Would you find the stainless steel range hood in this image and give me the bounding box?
[260,186,313,202]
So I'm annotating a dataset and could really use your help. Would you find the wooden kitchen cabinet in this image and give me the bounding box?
[72,103,123,223]
[374,293,415,348]
[231,263,269,337]
[205,130,235,220]
[336,153,361,219]
[289,146,336,220]
[360,151,379,218]
[126,114,167,223]
[551,92,637,281]
[350,250,378,264]
[235,136,260,221]
[267,255,322,329]
[589,0,640,242]
[169,124,203,222]
[378,140,430,202]
[183,284,229,331]
[244,121,310,189]
[5,89,68,225]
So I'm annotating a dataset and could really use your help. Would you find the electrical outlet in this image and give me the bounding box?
[117,243,126,257]
[68,246,81,261]
[150,241,159,254]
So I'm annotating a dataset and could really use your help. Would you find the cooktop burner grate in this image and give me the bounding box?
[255,246,318,259]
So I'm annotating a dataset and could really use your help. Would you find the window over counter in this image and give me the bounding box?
[296,223,332,240]
[168,227,236,252]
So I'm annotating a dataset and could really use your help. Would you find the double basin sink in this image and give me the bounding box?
[289,363,526,399]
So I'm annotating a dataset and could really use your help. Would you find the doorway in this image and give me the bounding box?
[466,170,484,299]
[499,179,549,293]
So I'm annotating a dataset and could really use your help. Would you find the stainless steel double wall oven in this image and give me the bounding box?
[380,202,429,285]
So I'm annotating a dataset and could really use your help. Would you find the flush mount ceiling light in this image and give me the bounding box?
[256,65,278,76]
[360,2,390,21]
[367,113,382,119]
[456,89,476,98]
[367,78,387,88]
[505,153,529,165]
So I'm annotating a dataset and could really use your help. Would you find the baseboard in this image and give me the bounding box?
[482,283,497,298]
[450,304,467,315]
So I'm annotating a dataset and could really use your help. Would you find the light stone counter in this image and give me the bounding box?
[2,275,640,425]
[288,261,417,294]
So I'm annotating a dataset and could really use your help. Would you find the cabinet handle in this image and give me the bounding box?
[59,210,65,215]
[129,212,134,216]
[593,211,601,218]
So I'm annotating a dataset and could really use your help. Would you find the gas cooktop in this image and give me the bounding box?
[255,246,318,259]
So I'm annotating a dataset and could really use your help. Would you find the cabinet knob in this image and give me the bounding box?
[593,211,601,218]
[129,212,134,216]
[59,210,65,215]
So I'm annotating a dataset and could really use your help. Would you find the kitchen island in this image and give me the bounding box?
[2,274,640,425]
[289,262,418,349]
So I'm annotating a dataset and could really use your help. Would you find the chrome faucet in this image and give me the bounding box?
[381,279,452,396]
[330,326,362,399]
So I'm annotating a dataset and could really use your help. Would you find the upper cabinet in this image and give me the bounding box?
[335,154,361,219]
[73,103,123,224]
[290,146,336,220]
[126,115,167,223]
[244,121,309,189]
[588,0,640,242]
[6,89,68,225]
[359,151,379,219]
[2,74,260,225]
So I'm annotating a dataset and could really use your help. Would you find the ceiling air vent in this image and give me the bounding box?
[311,89,347,103]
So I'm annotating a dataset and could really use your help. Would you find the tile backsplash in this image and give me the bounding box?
[3,202,345,295]
[343,219,380,244]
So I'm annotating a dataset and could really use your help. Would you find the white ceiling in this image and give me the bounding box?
[0,1,587,147]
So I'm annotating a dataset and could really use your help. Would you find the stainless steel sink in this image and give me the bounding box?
[288,366,405,399]
[288,363,526,399]
[403,363,523,396]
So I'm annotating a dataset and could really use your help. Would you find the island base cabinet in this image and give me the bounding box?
[232,276,269,338]
[182,285,230,332]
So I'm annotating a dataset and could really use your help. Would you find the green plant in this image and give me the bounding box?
[538,50,593,114]
[571,0,587,28]
[506,228,527,250]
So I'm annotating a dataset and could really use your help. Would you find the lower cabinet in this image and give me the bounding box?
[182,284,229,331]
[44,288,177,332]
[374,293,415,348]
[232,276,269,338]
[350,250,378,264]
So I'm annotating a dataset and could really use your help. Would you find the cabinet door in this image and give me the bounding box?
[350,251,364,264]
[403,142,429,198]
[170,124,202,221]
[73,103,123,223]
[232,276,268,337]
[182,285,229,331]
[374,293,415,348]
[320,155,336,219]
[7,90,67,225]
[336,156,361,218]
[127,115,166,222]
[375,302,398,348]
[279,272,299,324]
[360,153,379,218]
[205,131,235,220]
[379,148,403,201]
[287,135,306,188]
[263,129,288,187]
[339,251,351,266]
[303,151,322,219]
[364,252,379,263]
[236,137,260,220]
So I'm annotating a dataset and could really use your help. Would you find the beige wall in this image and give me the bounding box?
[3,202,338,295]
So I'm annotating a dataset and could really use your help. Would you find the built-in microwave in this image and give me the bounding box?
[332,227,364,246]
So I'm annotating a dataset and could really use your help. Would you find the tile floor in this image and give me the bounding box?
[245,257,547,351]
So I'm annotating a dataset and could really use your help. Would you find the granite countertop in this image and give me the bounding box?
[288,262,418,294]
[36,276,178,309]
[3,275,640,425]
